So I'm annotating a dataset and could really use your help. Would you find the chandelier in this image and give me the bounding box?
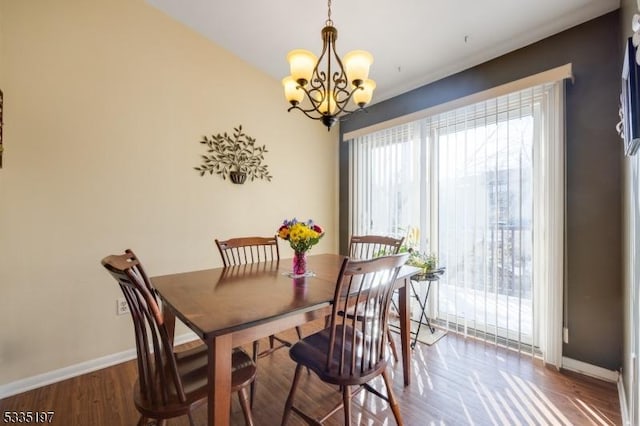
[282,0,375,130]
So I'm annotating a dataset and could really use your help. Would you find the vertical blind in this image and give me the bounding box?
[348,81,565,364]
[348,122,421,239]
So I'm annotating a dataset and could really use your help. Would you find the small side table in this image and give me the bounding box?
[410,267,445,349]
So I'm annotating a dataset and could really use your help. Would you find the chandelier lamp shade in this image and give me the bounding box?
[282,0,375,130]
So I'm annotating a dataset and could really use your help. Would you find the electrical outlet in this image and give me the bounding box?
[116,297,130,316]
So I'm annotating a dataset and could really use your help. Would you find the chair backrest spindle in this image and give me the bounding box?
[348,235,404,260]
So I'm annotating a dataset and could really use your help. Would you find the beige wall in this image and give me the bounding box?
[0,0,337,385]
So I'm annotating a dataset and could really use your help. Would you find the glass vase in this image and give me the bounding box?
[293,251,307,276]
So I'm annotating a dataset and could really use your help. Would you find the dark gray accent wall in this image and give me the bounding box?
[339,11,622,370]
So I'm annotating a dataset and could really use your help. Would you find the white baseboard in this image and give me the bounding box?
[618,374,631,426]
[561,356,620,383]
[0,331,200,399]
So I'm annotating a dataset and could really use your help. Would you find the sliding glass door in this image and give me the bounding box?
[433,96,535,350]
[348,81,565,360]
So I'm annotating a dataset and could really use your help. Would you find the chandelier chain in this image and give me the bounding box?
[326,0,333,26]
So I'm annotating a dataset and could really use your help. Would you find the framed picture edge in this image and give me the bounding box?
[622,37,640,156]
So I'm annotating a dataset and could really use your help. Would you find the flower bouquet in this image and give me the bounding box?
[277,218,324,277]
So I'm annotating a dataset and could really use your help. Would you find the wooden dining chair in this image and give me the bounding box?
[101,250,256,426]
[346,235,405,362]
[216,235,281,266]
[281,253,410,425]
[215,236,303,406]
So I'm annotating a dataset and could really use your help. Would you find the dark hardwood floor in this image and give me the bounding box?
[0,320,621,425]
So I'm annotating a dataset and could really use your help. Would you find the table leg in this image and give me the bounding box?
[410,280,435,349]
[398,277,411,386]
[207,334,232,425]
[164,308,176,347]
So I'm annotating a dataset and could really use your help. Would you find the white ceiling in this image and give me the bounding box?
[146,0,619,104]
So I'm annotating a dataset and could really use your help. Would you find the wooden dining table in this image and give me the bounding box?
[151,253,420,426]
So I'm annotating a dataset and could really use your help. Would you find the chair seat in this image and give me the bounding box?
[289,326,387,386]
[134,346,256,418]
